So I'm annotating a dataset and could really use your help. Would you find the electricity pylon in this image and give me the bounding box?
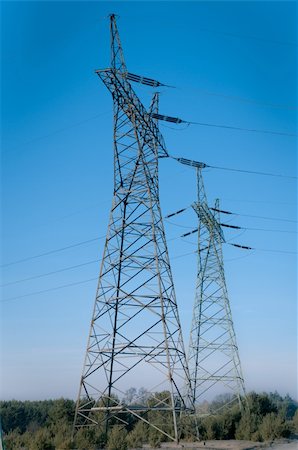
[179,159,246,414]
[73,15,192,442]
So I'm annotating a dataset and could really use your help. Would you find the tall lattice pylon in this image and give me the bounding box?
[73,15,192,442]
[183,162,246,414]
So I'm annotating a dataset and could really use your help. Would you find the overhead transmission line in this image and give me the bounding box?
[209,207,297,223]
[178,222,296,235]
[219,222,296,234]
[171,156,297,180]
[236,212,297,223]
[6,65,296,156]
[0,233,183,287]
[2,204,295,269]
[0,248,200,303]
[0,236,105,268]
[128,68,297,110]
[151,113,297,137]
[2,203,295,299]
[167,207,296,252]
[4,221,294,288]
[2,242,296,304]
[1,277,99,303]
[5,111,111,153]
[180,228,296,253]
[117,73,298,135]
[181,86,297,111]
[0,258,101,287]
[207,164,297,180]
[2,199,295,290]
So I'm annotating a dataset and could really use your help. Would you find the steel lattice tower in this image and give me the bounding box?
[187,165,246,414]
[73,15,192,442]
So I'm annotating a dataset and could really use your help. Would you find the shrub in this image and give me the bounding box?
[107,425,128,450]
[126,421,148,448]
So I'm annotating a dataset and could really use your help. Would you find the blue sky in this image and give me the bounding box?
[1,1,297,401]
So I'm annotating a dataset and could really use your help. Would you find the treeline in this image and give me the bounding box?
[1,392,297,449]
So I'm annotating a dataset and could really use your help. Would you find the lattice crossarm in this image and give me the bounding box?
[96,69,168,159]
[192,201,224,243]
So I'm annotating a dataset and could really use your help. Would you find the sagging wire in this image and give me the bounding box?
[151,113,297,137]
[1,208,189,269]
[171,156,297,180]
[210,206,297,227]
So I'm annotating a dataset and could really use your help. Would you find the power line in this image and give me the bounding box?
[210,206,297,224]
[4,111,111,153]
[233,212,296,223]
[1,277,99,303]
[209,164,297,180]
[180,235,296,255]
[0,259,100,287]
[164,219,194,229]
[1,234,183,286]
[0,236,104,268]
[237,213,297,223]
[172,155,297,180]
[1,208,190,268]
[2,241,296,303]
[0,249,196,303]
[182,86,297,111]
[255,248,297,255]
[243,226,296,234]
[228,244,297,255]
[187,120,297,137]
[153,114,297,137]
[221,197,296,206]
[220,222,296,234]
[2,206,295,270]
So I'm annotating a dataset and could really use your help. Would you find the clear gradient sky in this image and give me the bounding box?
[1,1,297,401]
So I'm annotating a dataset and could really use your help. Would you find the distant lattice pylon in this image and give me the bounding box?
[179,161,246,414]
[73,14,192,442]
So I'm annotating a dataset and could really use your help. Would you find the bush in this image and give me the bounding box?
[178,414,200,441]
[259,413,293,440]
[107,425,128,450]
[293,409,298,432]
[126,420,148,448]
[148,428,163,448]
[30,427,55,450]
[235,411,260,440]
[1,392,296,447]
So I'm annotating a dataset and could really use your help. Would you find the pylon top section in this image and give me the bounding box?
[95,15,168,160]
[110,14,126,73]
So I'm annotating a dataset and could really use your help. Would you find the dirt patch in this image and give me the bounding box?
[155,438,298,450]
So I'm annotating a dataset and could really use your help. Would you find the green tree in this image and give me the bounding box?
[74,428,97,450]
[259,413,293,440]
[293,409,298,432]
[107,425,128,450]
[235,411,260,440]
[178,414,200,441]
[203,416,223,439]
[3,429,23,450]
[126,421,149,448]
[47,398,74,426]
[29,427,54,450]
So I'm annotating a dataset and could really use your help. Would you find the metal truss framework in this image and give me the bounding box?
[73,15,192,442]
[187,166,246,414]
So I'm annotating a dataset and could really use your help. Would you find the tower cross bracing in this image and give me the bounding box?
[187,167,246,414]
[73,14,192,442]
